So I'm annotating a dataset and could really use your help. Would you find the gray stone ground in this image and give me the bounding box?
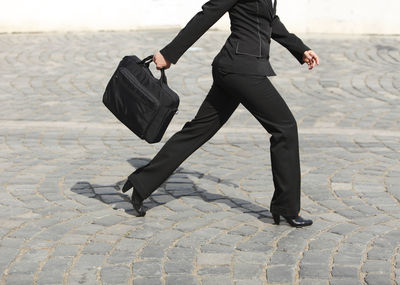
[0,29,399,285]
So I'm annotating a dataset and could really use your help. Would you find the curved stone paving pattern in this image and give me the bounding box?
[0,31,399,284]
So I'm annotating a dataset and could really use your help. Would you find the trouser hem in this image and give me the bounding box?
[128,173,146,201]
[269,205,299,217]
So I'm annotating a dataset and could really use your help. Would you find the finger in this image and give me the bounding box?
[310,52,319,65]
[311,58,316,68]
[310,59,315,66]
[313,59,317,68]
[315,55,320,65]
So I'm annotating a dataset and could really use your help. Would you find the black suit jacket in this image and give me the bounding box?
[159,0,311,76]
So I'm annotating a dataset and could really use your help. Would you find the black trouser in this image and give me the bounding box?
[128,66,301,216]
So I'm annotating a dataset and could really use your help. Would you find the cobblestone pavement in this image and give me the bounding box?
[0,30,399,285]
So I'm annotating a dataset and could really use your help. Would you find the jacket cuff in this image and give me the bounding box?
[294,43,311,65]
[159,45,178,64]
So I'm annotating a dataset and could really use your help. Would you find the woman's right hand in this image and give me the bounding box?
[303,50,320,70]
[153,51,171,70]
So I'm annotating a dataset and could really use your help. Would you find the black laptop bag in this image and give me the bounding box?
[103,55,179,143]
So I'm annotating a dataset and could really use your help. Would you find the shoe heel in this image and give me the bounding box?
[131,189,146,217]
[122,179,133,193]
[272,213,280,225]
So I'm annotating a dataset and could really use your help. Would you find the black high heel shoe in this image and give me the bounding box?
[272,213,313,227]
[122,179,146,217]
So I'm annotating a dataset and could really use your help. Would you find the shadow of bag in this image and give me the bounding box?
[102,54,180,143]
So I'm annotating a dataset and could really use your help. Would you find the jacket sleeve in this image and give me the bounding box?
[271,15,311,64]
[159,0,238,64]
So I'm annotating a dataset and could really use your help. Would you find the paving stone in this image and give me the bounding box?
[164,260,194,274]
[201,276,232,285]
[133,277,163,285]
[235,280,264,285]
[197,253,232,266]
[74,254,107,270]
[233,263,263,279]
[37,270,64,285]
[132,260,162,277]
[331,265,359,278]
[333,254,362,265]
[201,243,236,253]
[197,265,231,275]
[299,264,330,279]
[235,242,273,252]
[301,250,331,265]
[364,273,393,285]
[212,233,244,246]
[267,265,296,283]
[277,236,308,252]
[101,265,131,284]
[81,242,113,255]
[270,251,300,265]
[41,256,73,273]
[149,229,184,245]
[92,215,126,226]
[174,217,212,232]
[362,260,392,273]
[167,247,196,260]
[115,237,147,253]
[329,279,362,285]
[367,247,395,260]
[107,249,136,264]
[140,244,168,259]
[8,261,40,275]
[52,244,80,257]
[233,251,269,264]
[299,279,329,285]
[165,275,199,285]
[5,274,35,285]
[67,269,99,285]
[328,223,359,236]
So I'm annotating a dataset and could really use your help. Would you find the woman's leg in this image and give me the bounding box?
[128,68,240,200]
[219,72,301,217]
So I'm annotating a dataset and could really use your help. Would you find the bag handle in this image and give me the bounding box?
[140,55,153,66]
[139,54,168,86]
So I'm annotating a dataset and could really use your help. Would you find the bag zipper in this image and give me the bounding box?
[119,67,160,108]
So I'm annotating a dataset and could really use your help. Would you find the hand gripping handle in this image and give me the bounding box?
[139,54,168,86]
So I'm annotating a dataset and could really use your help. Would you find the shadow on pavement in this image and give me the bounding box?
[70,157,274,222]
